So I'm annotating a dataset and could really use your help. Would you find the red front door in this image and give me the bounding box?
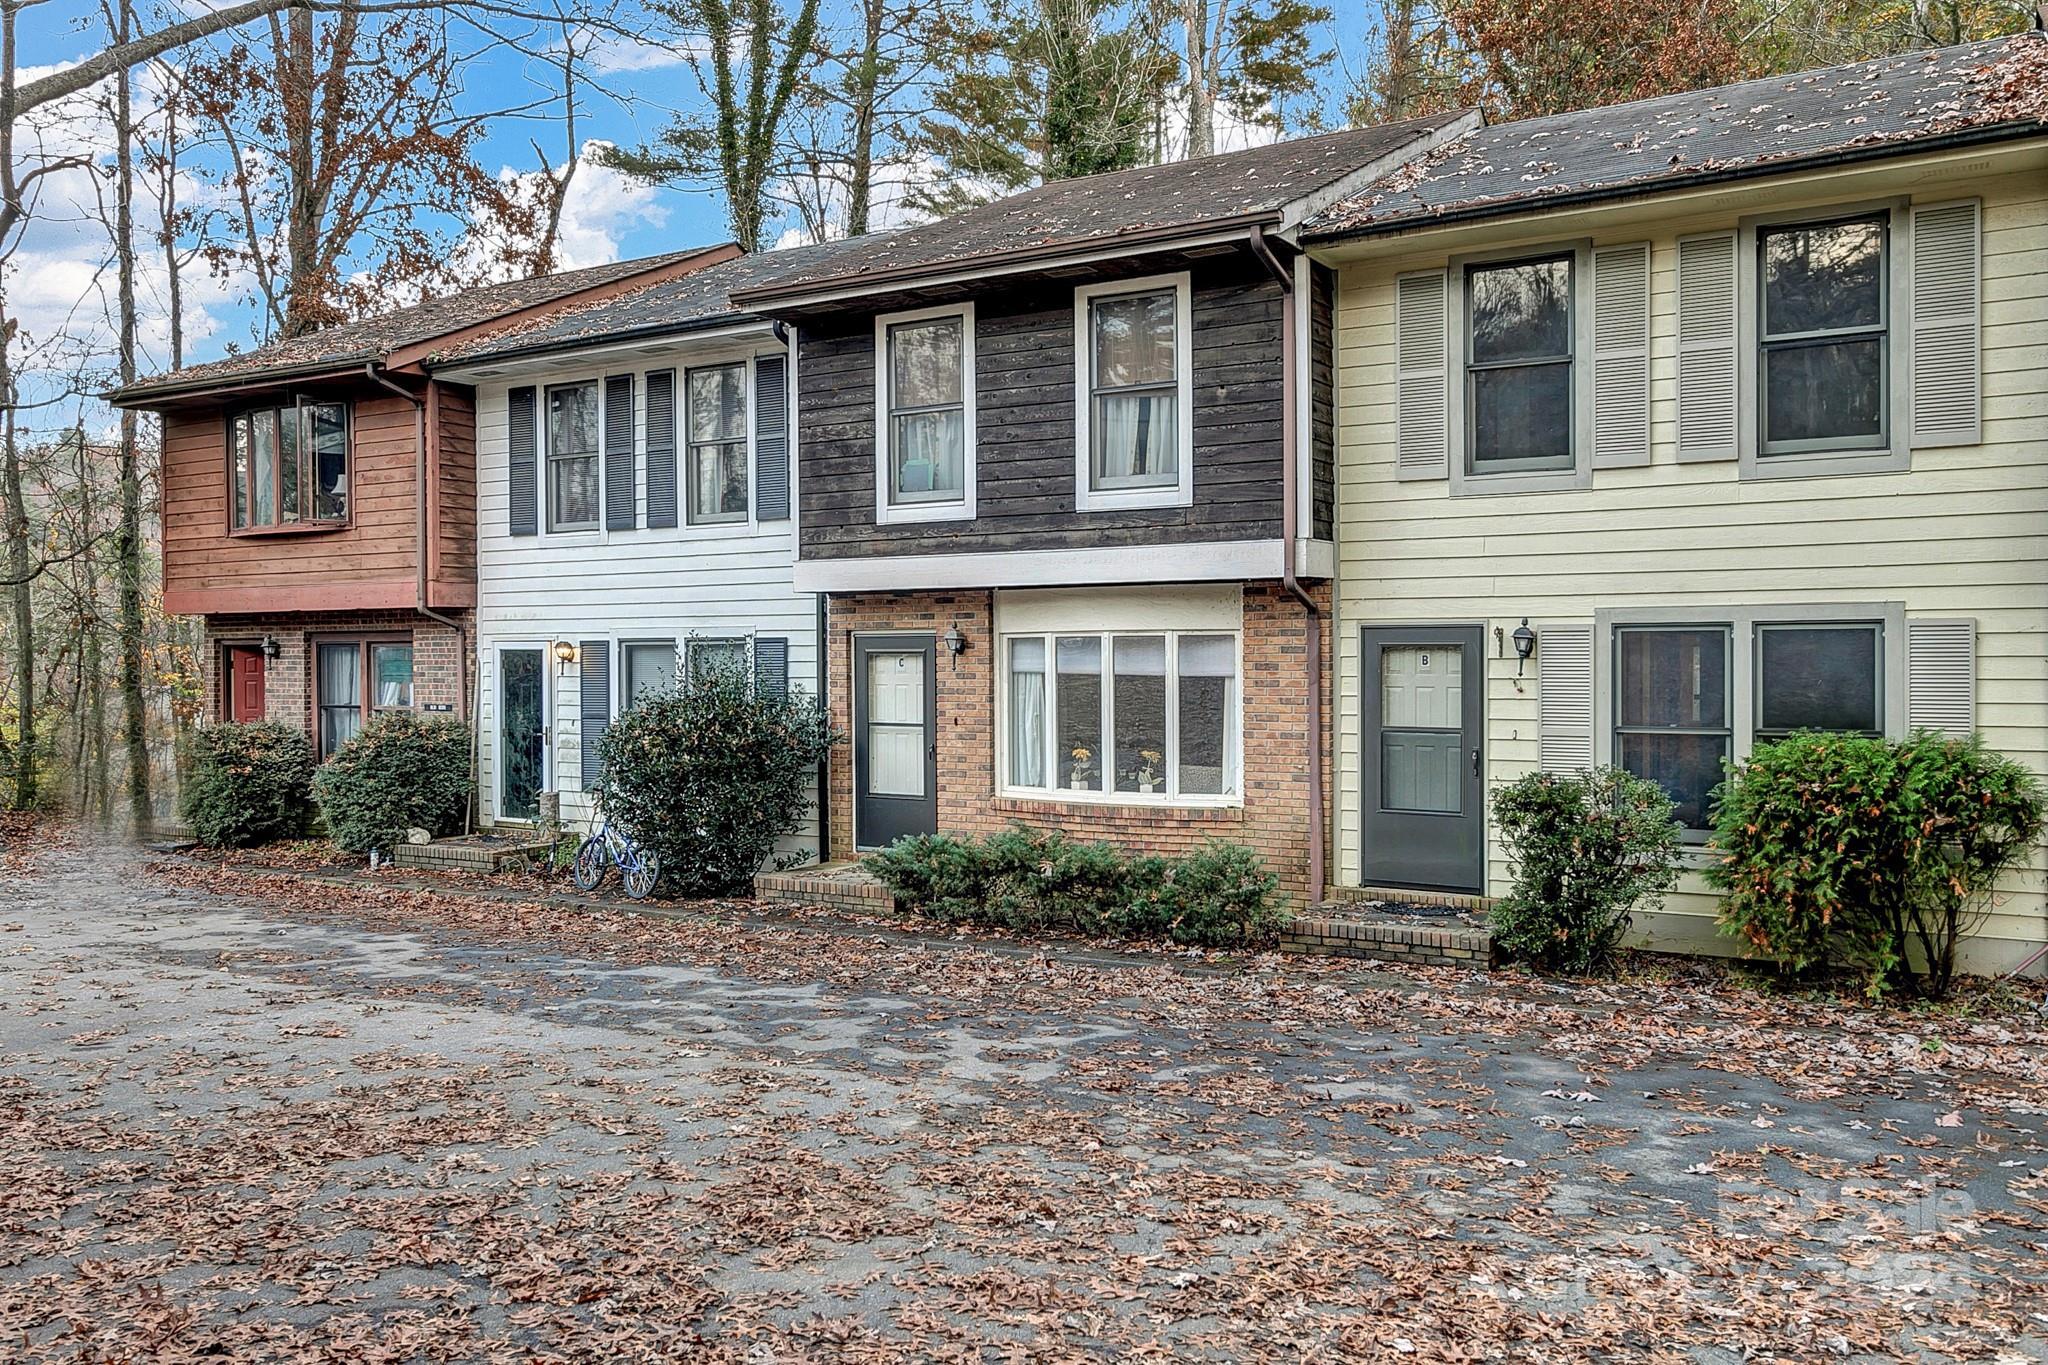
[227,647,266,723]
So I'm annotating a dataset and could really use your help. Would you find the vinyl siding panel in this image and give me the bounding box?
[1332,167,2048,970]
[470,344,821,859]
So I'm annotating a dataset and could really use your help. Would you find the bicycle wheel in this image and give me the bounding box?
[571,835,608,892]
[622,847,661,900]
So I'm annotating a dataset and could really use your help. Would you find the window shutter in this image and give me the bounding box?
[1394,270,1449,481]
[1905,618,1975,737]
[604,374,635,531]
[579,640,611,789]
[1675,232,1738,463]
[645,369,677,529]
[1537,624,1594,773]
[508,385,538,536]
[754,353,790,520]
[1910,199,1982,449]
[754,636,789,700]
[1591,243,1652,469]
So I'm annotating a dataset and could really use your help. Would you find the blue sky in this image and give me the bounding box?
[11,0,1375,394]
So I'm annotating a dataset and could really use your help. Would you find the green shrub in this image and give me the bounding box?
[595,654,837,897]
[1489,767,1682,974]
[178,722,315,847]
[864,826,1282,948]
[1709,731,2045,999]
[311,714,472,855]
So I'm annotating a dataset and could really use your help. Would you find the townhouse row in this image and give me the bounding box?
[114,35,2048,969]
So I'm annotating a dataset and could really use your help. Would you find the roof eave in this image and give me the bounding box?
[426,313,777,377]
[1303,120,2048,247]
[105,357,381,409]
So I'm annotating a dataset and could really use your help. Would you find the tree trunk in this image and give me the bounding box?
[2,315,33,812]
[113,0,153,827]
[1181,0,1213,158]
[843,0,884,236]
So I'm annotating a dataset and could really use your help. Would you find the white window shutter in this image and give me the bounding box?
[1675,232,1738,463]
[1905,618,1975,737]
[1910,199,1982,449]
[1537,624,1595,773]
[1592,242,1652,469]
[1395,270,1449,481]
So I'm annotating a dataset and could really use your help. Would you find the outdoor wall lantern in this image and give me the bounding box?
[552,640,578,667]
[943,626,970,658]
[1511,619,1537,677]
[260,635,281,661]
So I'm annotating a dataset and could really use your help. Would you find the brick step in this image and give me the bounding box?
[391,837,553,873]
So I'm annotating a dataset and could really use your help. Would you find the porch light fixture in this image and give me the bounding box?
[943,626,969,658]
[260,635,281,661]
[552,640,578,666]
[1511,619,1537,677]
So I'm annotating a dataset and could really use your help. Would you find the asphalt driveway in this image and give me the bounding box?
[2,840,2045,1362]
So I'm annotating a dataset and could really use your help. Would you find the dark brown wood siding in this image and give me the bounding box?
[1310,260,1336,542]
[797,253,1287,560]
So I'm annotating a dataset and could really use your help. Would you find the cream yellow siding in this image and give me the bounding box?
[1330,162,2048,971]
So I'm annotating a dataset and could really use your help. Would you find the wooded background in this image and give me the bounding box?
[0,0,2032,824]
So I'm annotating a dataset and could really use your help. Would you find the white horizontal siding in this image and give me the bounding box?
[1332,167,2048,971]
[470,346,822,860]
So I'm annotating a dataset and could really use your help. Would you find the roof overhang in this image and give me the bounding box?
[429,318,779,383]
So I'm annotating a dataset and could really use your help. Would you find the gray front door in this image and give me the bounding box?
[853,635,937,850]
[1361,625,1485,892]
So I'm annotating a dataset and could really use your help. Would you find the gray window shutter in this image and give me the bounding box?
[1591,242,1652,469]
[604,374,635,531]
[753,636,789,699]
[645,369,677,529]
[1537,624,1594,773]
[1905,619,1975,738]
[1675,232,1738,463]
[508,385,538,537]
[1394,270,1449,481]
[754,353,789,520]
[579,640,611,789]
[1910,199,1982,449]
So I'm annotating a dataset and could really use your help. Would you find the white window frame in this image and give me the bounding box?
[1737,198,1911,481]
[686,634,751,684]
[544,379,602,534]
[1594,602,1906,844]
[1073,272,1195,513]
[1446,240,1594,498]
[995,627,1242,808]
[875,301,976,525]
[684,358,752,527]
[618,637,679,710]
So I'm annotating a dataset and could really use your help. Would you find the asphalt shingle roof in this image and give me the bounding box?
[731,113,1473,301]
[429,236,877,366]
[113,249,728,402]
[1305,34,2048,239]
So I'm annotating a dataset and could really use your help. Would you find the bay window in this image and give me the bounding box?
[687,362,748,524]
[316,638,414,757]
[878,305,973,520]
[229,399,348,529]
[1075,275,1191,510]
[1005,629,1238,801]
[547,382,600,532]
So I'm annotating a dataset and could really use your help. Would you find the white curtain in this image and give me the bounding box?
[1094,393,1174,485]
[1008,638,1046,787]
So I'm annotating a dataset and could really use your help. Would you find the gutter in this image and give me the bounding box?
[107,359,373,409]
[1302,120,2048,247]
[1246,224,1325,908]
[366,360,477,835]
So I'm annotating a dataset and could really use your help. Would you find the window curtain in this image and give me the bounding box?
[317,644,362,755]
[1008,638,1046,787]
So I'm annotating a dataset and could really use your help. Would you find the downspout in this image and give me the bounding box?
[367,360,477,834]
[773,317,831,865]
[1247,227,1325,907]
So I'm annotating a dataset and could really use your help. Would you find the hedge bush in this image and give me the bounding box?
[864,826,1282,948]
[178,722,315,847]
[311,714,472,855]
[1709,731,2044,999]
[1488,767,1682,974]
[594,654,836,897]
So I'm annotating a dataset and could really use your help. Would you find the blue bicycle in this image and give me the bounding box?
[571,806,662,899]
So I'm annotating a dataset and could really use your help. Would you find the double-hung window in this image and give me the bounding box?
[878,305,973,520]
[1758,214,1888,456]
[687,362,748,524]
[546,382,600,532]
[229,399,348,529]
[1004,630,1238,802]
[1464,254,1574,475]
[1076,275,1191,510]
[315,638,414,757]
[621,640,678,708]
[1612,626,1732,833]
[1753,623,1883,743]
[687,636,749,684]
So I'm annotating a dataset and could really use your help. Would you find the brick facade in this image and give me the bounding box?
[825,580,1332,895]
[203,609,471,736]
